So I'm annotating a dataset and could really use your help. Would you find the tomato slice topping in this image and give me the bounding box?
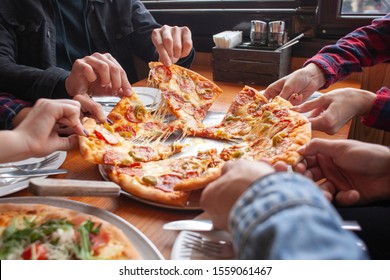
[22,243,48,260]
[94,126,119,145]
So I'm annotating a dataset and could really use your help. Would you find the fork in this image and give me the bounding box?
[181,232,235,259]
[0,152,60,171]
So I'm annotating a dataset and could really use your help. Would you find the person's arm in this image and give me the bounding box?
[304,13,390,88]
[361,87,390,132]
[0,93,33,130]
[292,87,377,134]
[0,99,85,163]
[230,173,368,259]
[129,0,195,67]
[297,138,390,205]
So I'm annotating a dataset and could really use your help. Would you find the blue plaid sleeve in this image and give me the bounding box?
[0,93,32,130]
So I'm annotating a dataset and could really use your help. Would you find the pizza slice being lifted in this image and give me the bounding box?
[107,91,177,141]
[190,86,269,140]
[147,62,223,132]
[79,118,184,166]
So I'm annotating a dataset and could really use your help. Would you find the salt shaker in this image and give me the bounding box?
[268,21,285,47]
[250,20,267,46]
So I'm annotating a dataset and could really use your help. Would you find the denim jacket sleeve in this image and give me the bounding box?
[229,172,368,259]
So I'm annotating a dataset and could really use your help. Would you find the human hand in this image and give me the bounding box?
[151,25,193,66]
[292,88,376,134]
[296,139,390,205]
[200,160,275,230]
[15,99,86,157]
[65,53,133,98]
[263,63,326,105]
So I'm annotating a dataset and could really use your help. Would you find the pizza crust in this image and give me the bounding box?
[107,170,190,207]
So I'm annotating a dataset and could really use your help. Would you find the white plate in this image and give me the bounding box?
[0,196,163,260]
[93,87,161,115]
[0,151,67,197]
[171,230,233,260]
[98,164,202,211]
[171,212,234,260]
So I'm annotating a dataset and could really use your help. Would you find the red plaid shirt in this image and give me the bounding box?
[0,93,32,129]
[305,13,390,132]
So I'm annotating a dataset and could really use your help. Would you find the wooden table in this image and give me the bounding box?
[6,65,353,259]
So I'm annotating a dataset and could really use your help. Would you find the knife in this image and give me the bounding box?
[163,219,362,232]
[163,219,214,231]
[29,178,121,197]
[0,169,68,178]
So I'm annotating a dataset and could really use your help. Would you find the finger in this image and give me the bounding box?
[316,153,351,192]
[278,84,296,101]
[273,161,289,172]
[291,97,325,113]
[170,27,182,61]
[180,27,193,58]
[71,59,98,83]
[99,53,132,96]
[335,190,361,206]
[263,82,283,100]
[318,179,337,197]
[73,94,106,124]
[80,55,112,85]
[304,166,325,181]
[298,138,346,158]
[152,28,173,66]
[288,93,303,106]
[91,53,123,94]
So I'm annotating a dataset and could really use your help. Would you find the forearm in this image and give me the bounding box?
[0,64,70,102]
[0,130,30,163]
[229,173,368,259]
[304,14,390,88]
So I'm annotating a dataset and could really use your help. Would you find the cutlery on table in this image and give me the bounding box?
[163,219,362,232]
[29,178,121,197]
[0,153,60,171]
[0,169,68,178]
[181,232,234,259]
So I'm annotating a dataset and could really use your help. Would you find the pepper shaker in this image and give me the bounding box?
[268,21,285,47]
[250,20,267,46]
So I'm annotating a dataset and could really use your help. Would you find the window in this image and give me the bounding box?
[317,0,387,38]
[341,0,390,14]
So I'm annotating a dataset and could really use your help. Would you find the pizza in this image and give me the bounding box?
[78,62,311,207]
[220,96,311,165]
[147,62,223,131]
[79,117,184,166]
[0,204,139,260]
[107,91,179,141]
[190,86,269,140]
[105,149,224,206]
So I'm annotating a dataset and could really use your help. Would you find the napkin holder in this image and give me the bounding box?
[212,42,291,86]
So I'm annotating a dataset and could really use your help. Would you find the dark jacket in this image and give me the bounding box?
[0,0,193,102]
